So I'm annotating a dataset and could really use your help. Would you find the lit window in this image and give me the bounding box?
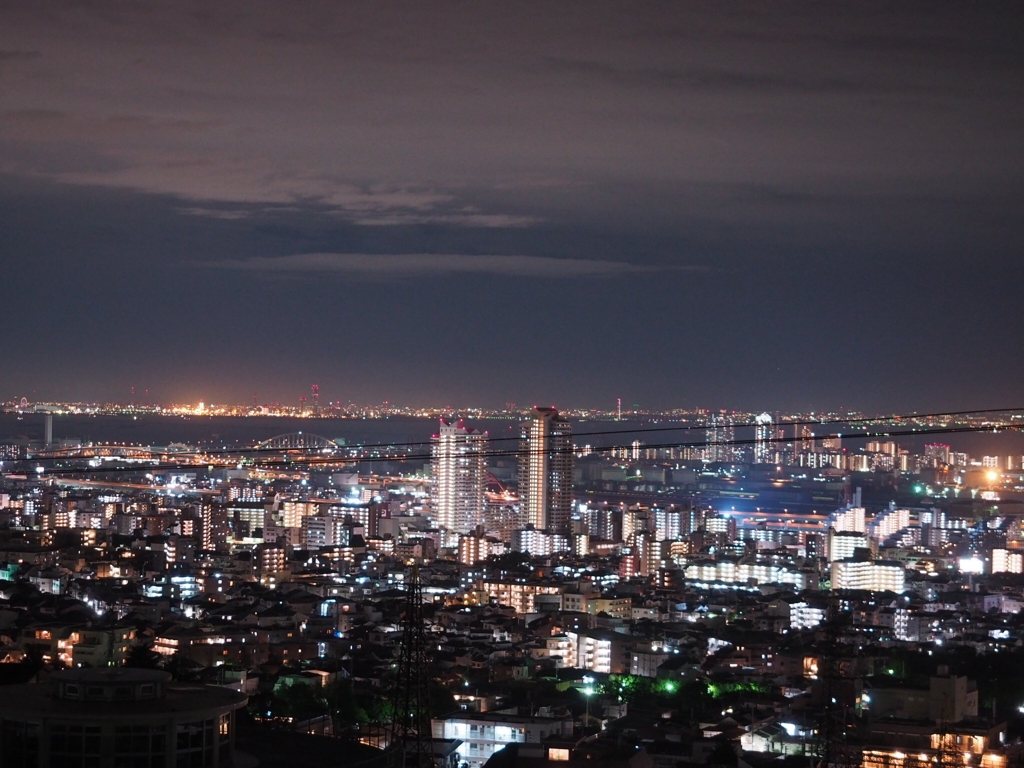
[549,749,570,761]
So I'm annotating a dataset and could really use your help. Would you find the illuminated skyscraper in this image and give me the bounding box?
[518,407,574,534]
[924,443,951,467]
[704,410,735,463]
[797,424,814,455]
[431,420,487,534]
[753,412,773,464]
[200,503,229,552]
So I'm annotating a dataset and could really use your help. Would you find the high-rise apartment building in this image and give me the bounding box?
[924,443,951,467]
[582,505,622,542]
[830,559,905,592]
[483,497,525,543]
[300,514,352,550]
[753,412,774,464]
[705,410,735,463]
[431,419,487,534]
[827,503,867,534]
[867,505,911,542]
[458,529,505,564]
[992,548,1023,574]
[797,424,815,455]
[653,507,682,541]
[200,504,229,552]
[518,407,574,533]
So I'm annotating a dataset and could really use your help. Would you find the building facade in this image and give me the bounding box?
[831,559,906,592]
[432,420,487,535]
[753,412,774,464]
[518,407,574,534]
[0,667,247,768]
[432,712,572,768]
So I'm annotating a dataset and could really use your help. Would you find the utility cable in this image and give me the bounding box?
[14,420,1022,478]
[16,406,1024,462]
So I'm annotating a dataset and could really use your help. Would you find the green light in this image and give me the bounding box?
[663,682,676,693]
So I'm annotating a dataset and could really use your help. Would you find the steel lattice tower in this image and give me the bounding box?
[388,566,435,768]
[813,596,861,768]
[934,724,959,768]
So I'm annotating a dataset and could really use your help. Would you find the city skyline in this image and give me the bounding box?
[1,1,1021,412]
[5,396,1024,422]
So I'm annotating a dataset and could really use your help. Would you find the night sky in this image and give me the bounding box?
[1,2,1021,412]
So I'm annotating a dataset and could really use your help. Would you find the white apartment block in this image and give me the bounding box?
[831,559,905,592]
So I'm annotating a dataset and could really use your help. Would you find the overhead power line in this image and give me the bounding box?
[14,420,1022,478]
[17,406,1024,462]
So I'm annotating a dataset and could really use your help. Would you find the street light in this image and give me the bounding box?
[582,676,595,727]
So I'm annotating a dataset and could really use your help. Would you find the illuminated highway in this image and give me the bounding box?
[52,478,219,495]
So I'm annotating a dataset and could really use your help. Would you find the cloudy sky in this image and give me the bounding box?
[1,1,1021,412]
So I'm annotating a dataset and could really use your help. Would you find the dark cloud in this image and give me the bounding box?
[0,1,1020,410]
[0,49,40,61]
[543,57,901,96]
[206,252,697,278]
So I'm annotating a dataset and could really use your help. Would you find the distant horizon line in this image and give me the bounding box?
[2,399,1017,422]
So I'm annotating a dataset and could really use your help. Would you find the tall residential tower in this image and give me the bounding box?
[704,410,735,463]
[753,412,774,464]
[518,407,574,534]
[431,420,487,534]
